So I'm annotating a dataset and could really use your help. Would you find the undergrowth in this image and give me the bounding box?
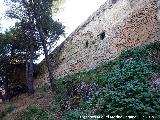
[16,42,160,120]
[17,106,55,120]
[56,42,160,119]
[38,83,51,93]
[0,103,15,120]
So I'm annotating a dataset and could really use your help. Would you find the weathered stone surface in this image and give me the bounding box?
[50,0,160,79]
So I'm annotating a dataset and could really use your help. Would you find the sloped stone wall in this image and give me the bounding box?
[51,0,160,79]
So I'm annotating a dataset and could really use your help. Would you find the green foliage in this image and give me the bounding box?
[17,106,55,120]
[38,84,51,93]
[55,42,160,119]
[55,78,80,110]
[90,42,160,119]
[62,110,83,120]
[0,32,11,60]
[92,59,160,118]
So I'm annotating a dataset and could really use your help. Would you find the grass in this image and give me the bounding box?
[14,85,61,120]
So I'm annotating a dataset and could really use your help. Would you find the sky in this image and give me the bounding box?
[0,0,17,31]
[55,0,107,34]
[0,0,107,63]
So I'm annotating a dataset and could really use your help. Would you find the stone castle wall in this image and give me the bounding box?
[50,0,160,79]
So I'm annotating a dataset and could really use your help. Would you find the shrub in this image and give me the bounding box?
[62,110,83,120]
[55,42,160,119]
[90,42,160,119]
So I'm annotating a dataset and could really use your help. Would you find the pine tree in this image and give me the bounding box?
[5,0,65,93]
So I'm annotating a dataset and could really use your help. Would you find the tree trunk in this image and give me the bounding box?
[26,52,34,95]
[26,9,35,95]
[26,54,29,85]
[0,90,3,102]
[39,27,56,94]
[27,41,34,95]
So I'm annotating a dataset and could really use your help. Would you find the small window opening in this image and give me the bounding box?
[92,41,96,44]
[85,41,89,48]
[62,58,65,61]
[100,32,105,40]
